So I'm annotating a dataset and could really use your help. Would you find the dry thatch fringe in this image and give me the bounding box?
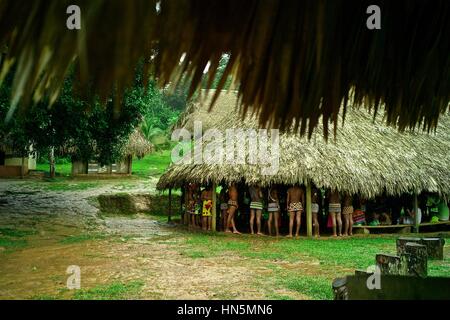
[0,0,449,137]
[157,90,450,198]
[122,129,154,158]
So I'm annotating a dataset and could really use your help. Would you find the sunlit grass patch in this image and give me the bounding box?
[0,228,36,237]
[73,280,144,300]
[59,233,107,244]
[279,274,333,300]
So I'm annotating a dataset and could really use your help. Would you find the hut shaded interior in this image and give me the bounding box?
[0,0,449,137]
[158,90,450,198]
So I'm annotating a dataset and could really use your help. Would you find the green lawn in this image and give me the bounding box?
[35,149,173,178]
[176,231,450,299]
[131,149,172,177]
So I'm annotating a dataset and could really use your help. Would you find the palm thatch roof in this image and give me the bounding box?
[157,90,450,198]
[1,1,449,137]
[122,129,154,158]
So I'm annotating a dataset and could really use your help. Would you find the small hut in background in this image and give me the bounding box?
[157,90,450,233]
[71,129,153,175]
[0,142,36,177]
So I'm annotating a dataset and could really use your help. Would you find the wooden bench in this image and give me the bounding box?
[353,220,450,234]
[353,224,412,234]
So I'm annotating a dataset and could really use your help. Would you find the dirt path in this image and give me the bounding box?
[0,179,309,300]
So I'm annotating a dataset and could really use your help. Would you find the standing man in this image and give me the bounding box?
[201,185,213,231]
[328,189,342,237]
[342,192,354,236]
[287,184,305,238]
[225,183,240,234]
[249,185,264,235]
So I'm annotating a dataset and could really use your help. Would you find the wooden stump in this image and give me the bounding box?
[401,243,428,277]
[396,237,422,256]
[376,254,405,275]
[332,277,348,300]
[421,238,445,260]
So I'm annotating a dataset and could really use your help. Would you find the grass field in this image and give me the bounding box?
[35,149,173,178]
[2,225,449,300]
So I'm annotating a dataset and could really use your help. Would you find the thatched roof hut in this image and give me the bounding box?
[158,90,450,198]
[1,1,449,136]
[122,129,154,159]
[71,129,153,175]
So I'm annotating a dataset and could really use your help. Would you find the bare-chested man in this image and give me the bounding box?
[287,184,305,238]
[311,186,321,237]
[342,193,354,236]
[225,183,240,234]
[328,189,342,237]
[201,185,213,231]
[249,185,264,235]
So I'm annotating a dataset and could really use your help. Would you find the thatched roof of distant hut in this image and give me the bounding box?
[0,1,449,137]
[122,129,154,158]
[157,90,450,198]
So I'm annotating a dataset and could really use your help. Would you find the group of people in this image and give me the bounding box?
[183,182,450,236]
[183,183,361,237]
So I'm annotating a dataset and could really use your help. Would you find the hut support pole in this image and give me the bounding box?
[168,188,172,223]
[306,181,313,237]
[211,182,217,231]
[413,192,419,233]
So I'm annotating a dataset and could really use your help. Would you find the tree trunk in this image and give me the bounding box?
[49,147,55,178]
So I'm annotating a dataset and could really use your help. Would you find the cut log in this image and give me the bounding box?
[421,238,445,260]
[401,243,428,278]
[376,254,406,275]
[396,237,422,256]
[332,277,348,300]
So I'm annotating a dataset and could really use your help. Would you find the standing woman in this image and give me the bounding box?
[327,189,342,237]
[267,185,280,236]
[201,185,213,231]
[342,193,354,236]
[249,185,264,235]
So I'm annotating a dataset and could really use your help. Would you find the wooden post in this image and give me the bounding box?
[168,188,172,223]
[413,192,419,233]
[306,181,312,237]
[211,182,217,231]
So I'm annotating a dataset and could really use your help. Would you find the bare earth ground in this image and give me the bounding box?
[0,178,448,300]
